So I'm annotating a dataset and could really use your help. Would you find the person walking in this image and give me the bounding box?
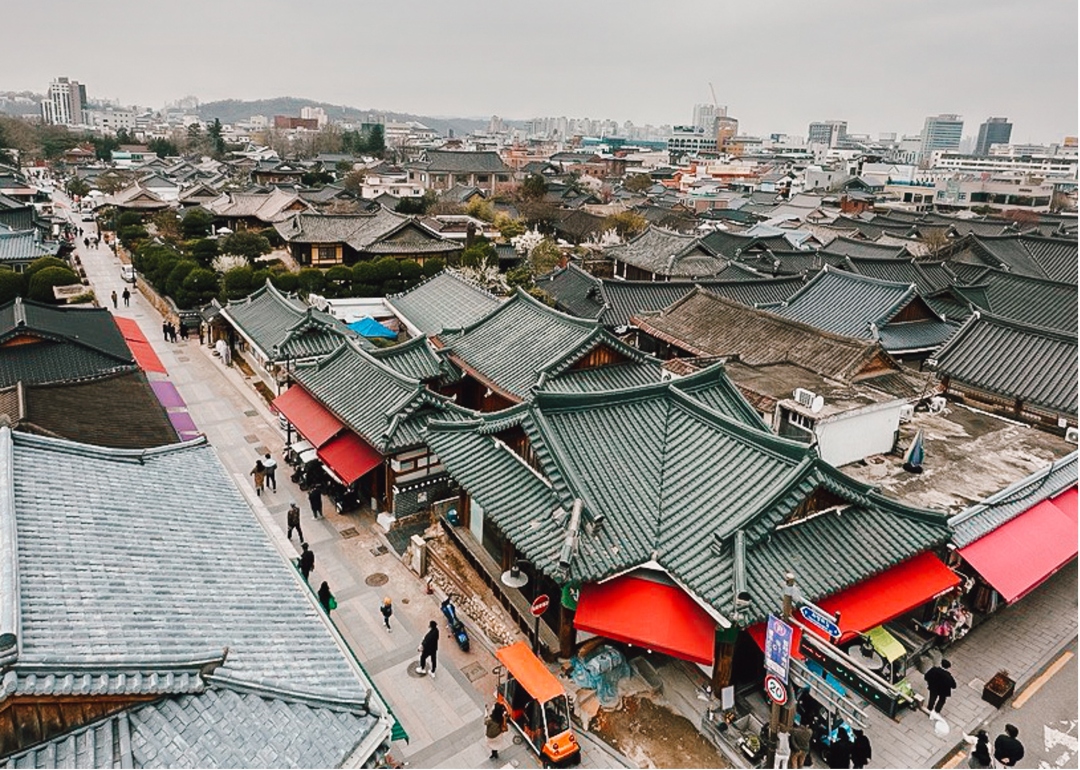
[262,452,278,492]
[110,290,118,309]
[850,729,871,769]
[789,722,812,769]
[965,729,993,768]
[317,581,336,614]
[308,487,323,519]
[298,542,314,583]
[924,659,957,714]
[122,287,130,307]
[827,729,852,769]
[380,597,394,632]
[162,320,170,341]
[484,701,511,760]
[286,501,303,541]
[994,724,1024,767]
[250,459,266,496]
[416,620,439,678]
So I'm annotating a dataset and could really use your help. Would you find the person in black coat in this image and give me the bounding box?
[851,729,872,769]
[827,729,852,769]
[994,724,1025,767]
[416,620,439,678]
[298,542,314,583]
[317,581,334,613]
[924,659,957,713]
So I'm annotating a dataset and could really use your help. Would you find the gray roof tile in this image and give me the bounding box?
[387,270,502,336]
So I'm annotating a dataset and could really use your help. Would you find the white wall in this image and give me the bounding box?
[469,498,485,543]
[816,402,902,467]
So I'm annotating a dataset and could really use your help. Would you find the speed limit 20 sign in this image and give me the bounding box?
[764,674,788,705]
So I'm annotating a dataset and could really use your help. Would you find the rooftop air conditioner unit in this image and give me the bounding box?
[793,387,816,408]
[899,404,915,423]
[929,396,947,414]
[1066,427,1079,445]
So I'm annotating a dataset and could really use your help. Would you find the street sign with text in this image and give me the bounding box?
[764,614,793,683]
[799,603,841,639]
[530,594,550,617]
[764,674,788,705]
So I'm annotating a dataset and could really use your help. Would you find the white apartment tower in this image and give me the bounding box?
[41,77,87,126]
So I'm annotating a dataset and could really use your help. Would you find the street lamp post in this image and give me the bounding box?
[501,559,539,654]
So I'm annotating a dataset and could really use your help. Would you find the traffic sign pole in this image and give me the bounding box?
[530,594,549,655]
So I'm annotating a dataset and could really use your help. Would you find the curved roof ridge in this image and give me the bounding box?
[205,673,375,714]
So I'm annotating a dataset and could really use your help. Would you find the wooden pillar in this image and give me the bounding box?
[558,598,577,659]
[458,491,470,529]
[711,625,738,692]
[501,541,514,574]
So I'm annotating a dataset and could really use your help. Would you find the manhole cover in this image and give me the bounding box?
[370,544,389,557]
[462,662,486,682]
[339,527,359,539]
[176,356,189,362]
[244,434,259,444]
[244,409,258,417]
[365,572,389,587]
[406,663,429,679]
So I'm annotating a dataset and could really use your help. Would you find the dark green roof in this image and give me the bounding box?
[387,270,502,336]
[425,374,951,625]
[369,334,453,383]
[966,234,1078,283]
[437,289,660,401]
[953,269,1077,333]
[607,227,730,278]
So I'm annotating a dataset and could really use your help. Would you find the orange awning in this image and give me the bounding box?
[574,574,716,665]
[273,386,342,448]
[496,641,565,703]
[113,316,166,374]
[958,493,1078,604]
[316,431,382,485]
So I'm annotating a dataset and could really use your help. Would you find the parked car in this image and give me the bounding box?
[120,265,136,283]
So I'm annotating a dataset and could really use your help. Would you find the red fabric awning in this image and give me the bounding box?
[748,551,960,650]
[316,431,383,486]
[113,316,166,374]
[1052,487,1078,521]
[815,552,959,643]
[574,574,717,665]
[958,494,1078,604]
[273,386,342,448]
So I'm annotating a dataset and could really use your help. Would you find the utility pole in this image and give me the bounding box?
[768,572,799,768]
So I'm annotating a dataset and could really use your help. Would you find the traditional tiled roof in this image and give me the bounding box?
[607,227,729,277]
[949,452,1078,548]
[0,230,56,265]
[2,371,178,448]
[820,235,908,260]
[273,209,459,255]
[739,249,847,276]
[207,187,310,223]
[0,428,390,765]
[771,267,957,353]
[961,234,1078,283]
[928,311,1078,416]
[435,289,661,401]
[424,376,951,625]
[291,339,471,452]
[633,289,902,385]
[386,270,502,336]
[840,257,955,294]
[410,150,510,174]
[219,281,355,362]
[0,299,136,387]
[369,334,450,382]
[700,229,773,259]
[952,269,1076,333]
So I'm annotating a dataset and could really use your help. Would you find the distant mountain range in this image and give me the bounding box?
[0,92,517,137]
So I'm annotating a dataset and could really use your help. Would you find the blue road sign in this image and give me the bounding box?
[764,614,793,683]
[799,604,842,639]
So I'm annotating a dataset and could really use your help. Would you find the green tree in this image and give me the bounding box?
[324,265,353,297]
[271,271,300,293]
[0,268,25,303]
[66,177,91,199]
[181,209,214,239]
[368,124,385,155]
[177,268,220,308]
[25,256,70,278]
[505,263,533,292]
[495,212,525,240]
[529,238,563,276]
[28,266,80,303]
[165,261,199,298]
[461,241,497,269]
[422,258,445,277]
[603,210,648,239]
[223,265,255,299]
[395,191,437,215]
[218,231,272,262]
[89,133,120,161]
[301,170,335,186]
[623,173,653,193]
[520,174,548,201]
[297,268,325,295]
[148,137,179,157]
[208,119,226,158]
[465,198,496,222]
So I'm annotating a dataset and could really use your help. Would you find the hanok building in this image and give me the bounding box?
[424,368,955,707]
[940,233,1078,284]
[386,270,503,338]
[927,311,1078,431]
[274,339,473,517]
[206,187,311,232]
[0,428,397,766]
[273,209,461,268]
[0,226,60,273]
[432,289,664,412]
[406,149,514,195]
[766,266,958,362]
[631,289,927,466]
[606,227,737,281]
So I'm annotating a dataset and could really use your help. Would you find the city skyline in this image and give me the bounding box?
[6,0,1077,144]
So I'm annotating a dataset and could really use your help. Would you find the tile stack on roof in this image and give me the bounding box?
[0,428,392,765]
[386,269,503,336]
[929,311,1078,418]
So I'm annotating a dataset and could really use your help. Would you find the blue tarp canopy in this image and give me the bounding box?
[348,317,396,339]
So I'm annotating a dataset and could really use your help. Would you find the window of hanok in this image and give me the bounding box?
[313,245,337,264]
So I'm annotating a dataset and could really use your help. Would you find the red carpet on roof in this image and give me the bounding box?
[113,316,166,374]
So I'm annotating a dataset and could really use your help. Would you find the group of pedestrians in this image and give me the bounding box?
[249,453,278,496]
[162,319,189,343]
[109,288,132,309]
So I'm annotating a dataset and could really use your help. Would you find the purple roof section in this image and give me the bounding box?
[168,411,198,434]
[151,380,186,408]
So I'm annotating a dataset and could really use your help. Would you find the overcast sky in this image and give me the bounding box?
[7,0,1077,144]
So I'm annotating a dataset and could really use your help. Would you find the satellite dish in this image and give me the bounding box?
[810,395,825,414]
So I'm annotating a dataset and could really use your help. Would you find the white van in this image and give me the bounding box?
[120,265,136,283]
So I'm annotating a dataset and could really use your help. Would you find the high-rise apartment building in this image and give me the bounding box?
[919,114,963,161]
[40,77,87,126]
[808,120,847,147]
[974,117,1013,156]
[692,103,726,132]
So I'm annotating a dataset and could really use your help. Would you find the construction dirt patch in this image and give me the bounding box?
[592,695,731,769]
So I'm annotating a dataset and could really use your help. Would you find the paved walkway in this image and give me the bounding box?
[64,207,628,770]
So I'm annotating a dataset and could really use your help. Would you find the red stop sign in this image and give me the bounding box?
[530,594,550,616]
